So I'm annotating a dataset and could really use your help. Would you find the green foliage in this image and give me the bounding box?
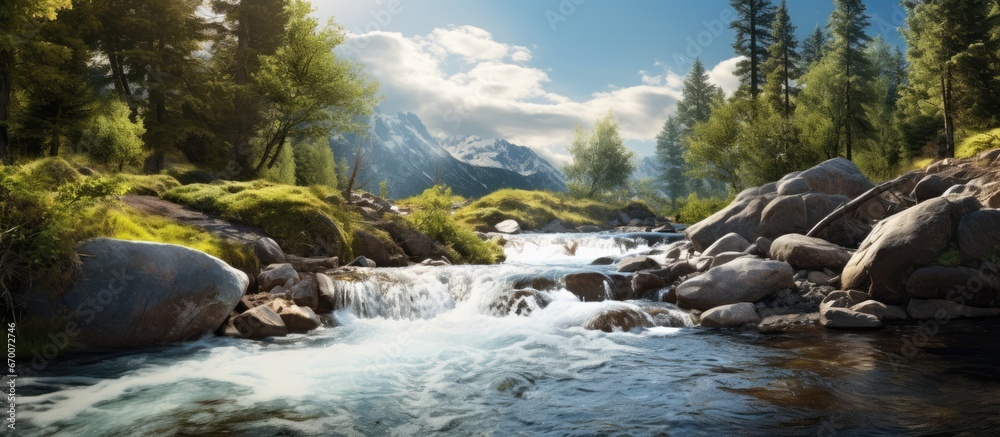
[257,139,296,185]
[826,0,875,161]
[686,99,745,192]
[676,193,733,224]
[564,110,635,199]
[935,247,961,267]
[676,59,724,130]
[655,116,687,207]
[79,100,146,171]
[379,180,389,199]
[801,25,828,67]
[120,174,182,197]
[957,128,1000,159]
[165,180,356,259]
[251,0,378,174]
[762,0,800,117]
[293,137,338,187]
[405,186,504,265]
[452,189,619,232]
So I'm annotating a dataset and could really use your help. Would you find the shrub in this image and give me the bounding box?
[79,99,145,171]
[406,185,504,264]
[957,128,1000,159]
[676,193,732,224]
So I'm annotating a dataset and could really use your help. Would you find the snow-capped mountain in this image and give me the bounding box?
[442,135,567,192]
[329,111,566,198]
[633,156,663,181]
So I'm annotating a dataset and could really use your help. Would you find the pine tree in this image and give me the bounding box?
[828,0,874,161]
[762,0,801,117]
[676,59,724,131]
[730,0,776,98]
[0,0,72,163]
[802,25,828,66]
[900,0,998,157]
[655,116,687,209]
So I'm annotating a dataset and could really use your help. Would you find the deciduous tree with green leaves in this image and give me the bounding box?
[252,0,378,174]
[564,110,635,198]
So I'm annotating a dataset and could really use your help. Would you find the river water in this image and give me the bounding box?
[18,233,1000,436]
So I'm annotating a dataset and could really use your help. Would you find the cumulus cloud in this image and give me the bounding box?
[338,26,740,164]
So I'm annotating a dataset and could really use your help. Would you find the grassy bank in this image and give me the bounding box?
[451,189,621,232]
[0,158,256,317]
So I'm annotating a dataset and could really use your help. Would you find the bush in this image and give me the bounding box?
[79,99,145,171]
[676,193,732,224]
[452,189,617,232]
[405,185,504,264]
[293,137,338,187]
[166,181,357,259]
[957,128,1000,159]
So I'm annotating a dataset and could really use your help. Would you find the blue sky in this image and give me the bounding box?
[313,0,907,163]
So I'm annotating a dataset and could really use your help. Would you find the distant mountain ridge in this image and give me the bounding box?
[442,135,567,192]
[329,111,567,198]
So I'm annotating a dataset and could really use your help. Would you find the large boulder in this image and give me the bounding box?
[700,303,760,328]
[842,196,976,305]
[564,272,613,302]
[266,300,321,333]
[905,266,999,307]
[769,234,852,272]
[27,238,249,349]
[675,258,795,311]
[701,233,751,257]
[686,158,875,252]
[957,209,1000,262]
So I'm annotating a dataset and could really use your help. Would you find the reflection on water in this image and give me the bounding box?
[16,233,1000,436]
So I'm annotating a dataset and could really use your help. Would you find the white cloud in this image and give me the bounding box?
[707,56,743,96]
[339,26,741,163]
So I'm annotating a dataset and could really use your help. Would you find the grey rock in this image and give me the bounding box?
[233,306,289,339]
[616,256,660,273]
[564,272,612,302]
[259,263,299,291]
[700,302,761,328]
[495,219,522,234]
[254,237,286,265]
[770,234,852,271]
[676,258,795,311]
[26,238,248,349]
[821,307,882,329]
[702,233,752,257]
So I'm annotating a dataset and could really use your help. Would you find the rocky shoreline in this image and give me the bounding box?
[19,149,1000,352]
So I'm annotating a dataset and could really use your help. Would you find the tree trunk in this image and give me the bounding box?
[844,41,853,161]
[0,48,12,164]
[783,49,791,118]
[750,5,758,98]
[942,65,956,158]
